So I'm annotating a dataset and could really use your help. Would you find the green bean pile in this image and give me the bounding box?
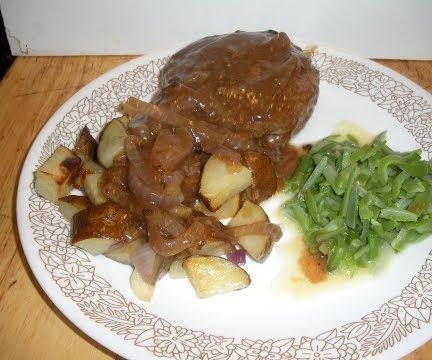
[284,133,432,274]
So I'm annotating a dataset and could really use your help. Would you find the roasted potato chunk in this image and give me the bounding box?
[199,155,252,211]
[83,173,107,205]
[243,151,277,203]
[229,200,269,226]
[183,255,250,298]
[193,194,240,220]
[71,202,145,255]
[73,160,104,190]
[34,146,81,203]
[228,201,272,262]
[74,126,97,162]
[97,118,128,168]
[58,195,91,221]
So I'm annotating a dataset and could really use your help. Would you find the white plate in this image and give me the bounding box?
[17,43,432,360]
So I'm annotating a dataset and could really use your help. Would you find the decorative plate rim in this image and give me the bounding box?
[17,43,432,360]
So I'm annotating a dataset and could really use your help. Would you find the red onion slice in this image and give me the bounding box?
[227,248,246,266]
[131,243,158,284]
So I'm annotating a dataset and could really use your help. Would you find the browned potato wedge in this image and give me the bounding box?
[74,160,104,190]
[189,241,235,257]
[83,173,107,205]
[34,146,81,203]
[74,126,97,162]
[183,255,250,298]
[130,269,154,301]
[228,201,272,262]
[243,151,277,203]
[97,118,128,168]
[228,200,269,226]
[235,234,272,262]
[199,155,252,211]
[105,238,145,265]
[58,195,91,221]
[71,202,145,255]
[193,194,240,220]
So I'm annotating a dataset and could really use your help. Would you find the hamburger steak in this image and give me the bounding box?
[154,30,319,143]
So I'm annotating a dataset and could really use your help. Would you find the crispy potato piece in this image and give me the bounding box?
[71,202,145,255]
[34,146,81,203]
[105,238,146,265]
[235,234,272,262]
[84,173,107,205]
[193,194,240,220]
[228,201,272,262]
[228,200,269,226]
[97,118,128,168]
[243,151,277,203]
[183,255,250,298]
[130,269,155,301]
[74,160,104,190]
[58,195,91,221]
[199,155,252,211]
[74,126,97,162]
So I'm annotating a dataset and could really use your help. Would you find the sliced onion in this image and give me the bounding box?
[226,248,246,266]
[128,166,178,208]
[201,141,241,164]
[151,128,194,170]
[148,209,185,237]
[147,220,192,257]
[131,243,158,284]
[161,170,184,185]
[124,135,157,184]
[120,97,189,128]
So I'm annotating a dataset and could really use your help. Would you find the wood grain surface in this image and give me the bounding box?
[0,56,431,360]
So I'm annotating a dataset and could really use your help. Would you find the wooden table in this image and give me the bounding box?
[0,56,431,359]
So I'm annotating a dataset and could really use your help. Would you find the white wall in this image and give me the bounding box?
[1,0,431,59]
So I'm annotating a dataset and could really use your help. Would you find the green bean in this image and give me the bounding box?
[327,247,344,272]
[303,156,328,190]
[305,190,320,223]
[284,131,432,274]
[392,171,410,199]
[377,155,405,184]
[285,155,314,193]
[400,161,429,177]
[367,232,380,260]
[403,178,426,194]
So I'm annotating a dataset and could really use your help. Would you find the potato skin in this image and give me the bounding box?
[71,202,145,245]
[74,126,97,161]
[58,195,92,220]
[242,151,277,203]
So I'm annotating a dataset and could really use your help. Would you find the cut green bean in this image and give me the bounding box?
[283,131,432,274]
[303,156,328,190]
[379,208,419,222]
